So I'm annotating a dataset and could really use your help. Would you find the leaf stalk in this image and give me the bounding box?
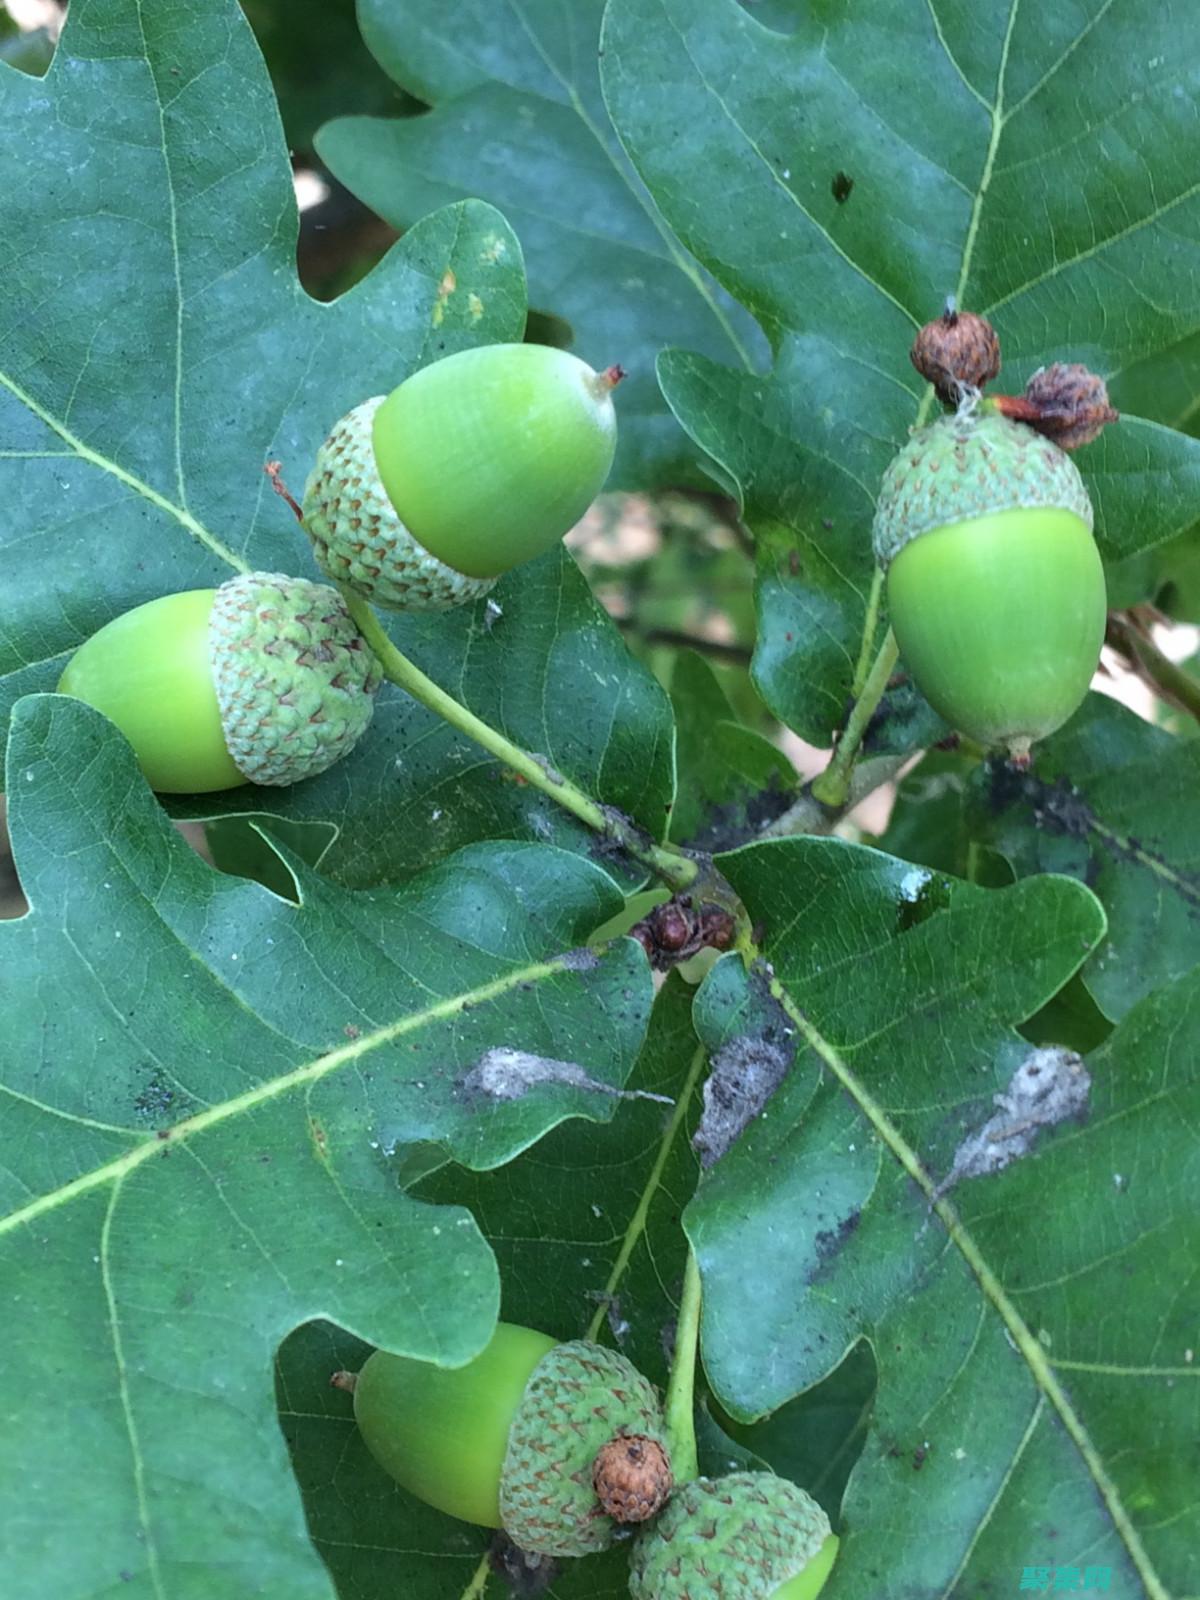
[663,1248,703,1483]
[811,628,900,809]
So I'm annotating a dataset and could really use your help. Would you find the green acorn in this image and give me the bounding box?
[873,410,1107,758]
[347,1324,672,1557]
[57,573,382,793]
[301,343,621,610]
[628,1473,839,1600]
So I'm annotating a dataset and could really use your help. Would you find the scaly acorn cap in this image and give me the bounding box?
[210,572,382,785]
[499,1340,671,1558]
[872,410,1093,569]
[301,397,499,612]
[628,1473,833,1600]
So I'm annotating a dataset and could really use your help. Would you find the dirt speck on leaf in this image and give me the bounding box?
[812,1208,862,1273]
[133,1068,178,1121]
[558,946,601,973]
[685,774,793,853]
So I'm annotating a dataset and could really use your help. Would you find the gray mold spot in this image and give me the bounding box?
[693,1034,794,1167]
[934,1045,1091,1201]
[459,1047,672,1107]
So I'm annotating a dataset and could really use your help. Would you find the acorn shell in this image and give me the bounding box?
[352,1323,558,1530]
[886,505,1106,752]
[371,343,618,580]
[58,588,245,793]
[500,1339,669,1558]
[209,572,383,785]
[873,412,1106,754]
[301,396,499,612]
[628,1473,836,1600]
[56,575,381,792]
[871,410,1093,569]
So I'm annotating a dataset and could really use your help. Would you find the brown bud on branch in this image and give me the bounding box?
[992,362,1118,450]
[911,302,1001,405]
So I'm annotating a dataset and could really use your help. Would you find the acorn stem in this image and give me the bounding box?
[460,1555,492,1599]
[811,628,901,809]
[850,566,886,698]
[265,460,305,524]
[593,363,627,396]
[663,1248,702,1483]
[342,589,699,894]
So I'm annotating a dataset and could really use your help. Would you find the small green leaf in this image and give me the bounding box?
[966,693,1200,1020]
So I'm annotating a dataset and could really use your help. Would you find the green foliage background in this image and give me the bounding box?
[0,2,1197,1597]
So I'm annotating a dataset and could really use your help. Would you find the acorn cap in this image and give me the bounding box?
[872,411,1094,568]
[628,1472,832,1600]
[209,572,382,785]
[499,1340,670,1558]
[301,397,499,612]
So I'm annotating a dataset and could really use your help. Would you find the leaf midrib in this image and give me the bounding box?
[0,366,246,572]
[766,969,1170,1599]
[0,953,570,1238]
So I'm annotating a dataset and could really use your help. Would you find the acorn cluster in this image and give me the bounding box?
[339,1322,840,1599]
[55,345,620,793]
[56,309,1114,791]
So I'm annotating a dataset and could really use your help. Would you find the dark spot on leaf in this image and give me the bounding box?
[133,1068,177,1121]
[810,1209,861,1278]
[489,1533,561,1595]
[831,170,854,203]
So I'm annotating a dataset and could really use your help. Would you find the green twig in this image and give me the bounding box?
[811,628,901,809]
[342,589,699,893]
[663,1249,703,1484]
[457,1554,491,1600]
[1107,612,1200,725]
[850,566,886,698]
[616,618,753,666]
[585,1044,709,1344]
